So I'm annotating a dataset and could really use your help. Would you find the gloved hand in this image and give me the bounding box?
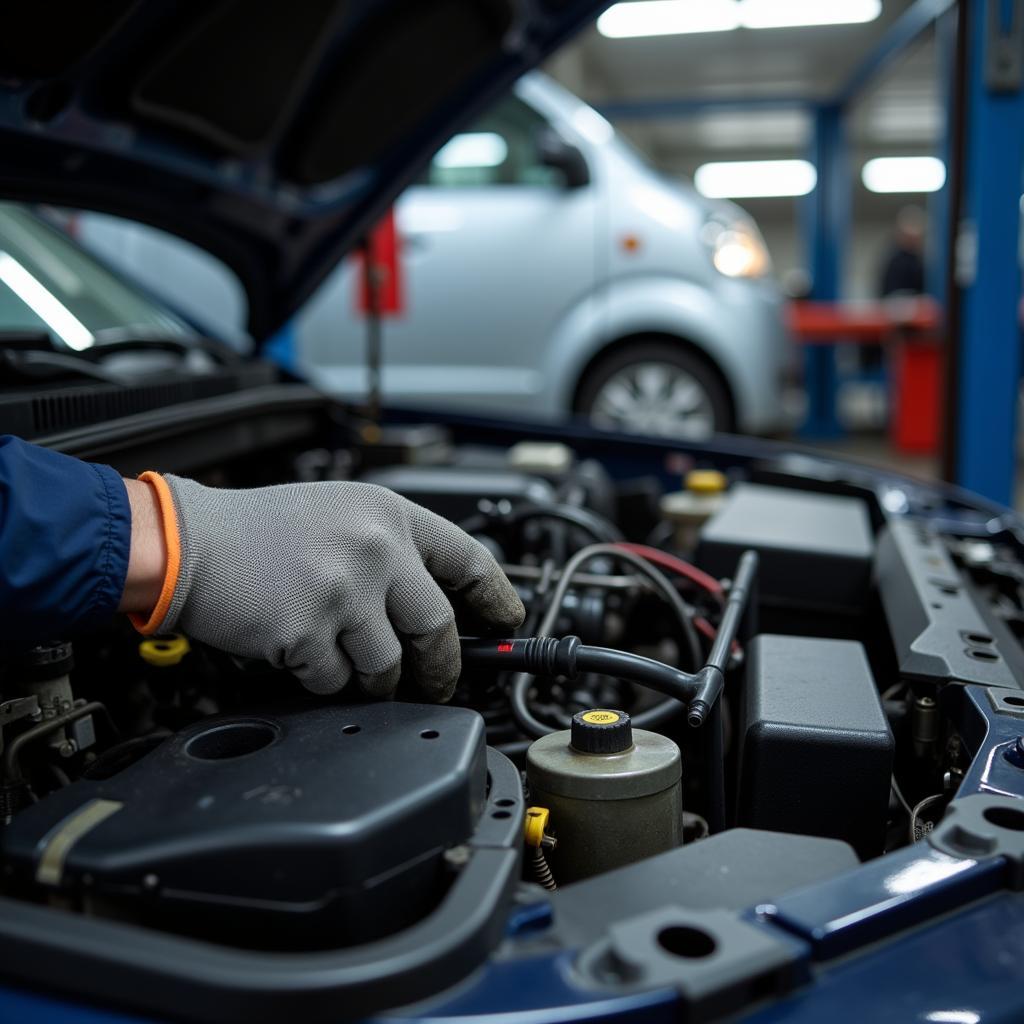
[134,475,525,700]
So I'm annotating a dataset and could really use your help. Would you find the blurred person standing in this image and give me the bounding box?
[879,205,926,298]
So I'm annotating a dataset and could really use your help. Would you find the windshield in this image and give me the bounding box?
[0,204,192,351]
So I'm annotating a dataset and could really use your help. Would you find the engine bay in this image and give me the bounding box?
[3,413,1024,1020]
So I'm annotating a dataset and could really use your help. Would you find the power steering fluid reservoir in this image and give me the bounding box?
[659,469,728,551]
[525,709,682,884]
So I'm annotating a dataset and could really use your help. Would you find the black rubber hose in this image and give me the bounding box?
[573,646,697,701]
[464,636,703,717]
[707,550,758,672]
[466,553,758,717]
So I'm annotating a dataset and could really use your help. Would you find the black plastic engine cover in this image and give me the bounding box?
[697,483,874,615]
[737,635,894,860]
[1,703,488,947]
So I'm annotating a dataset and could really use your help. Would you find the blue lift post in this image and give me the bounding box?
[953,0,1024,507]
[928,4,959,307]
[800,104,848,439]
[596,0,959,444]
[803,0,956,441]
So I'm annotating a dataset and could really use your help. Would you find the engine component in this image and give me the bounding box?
[737,635,894,859]
[138,633,191,668]
[354,423,453,468]
[0,691,39,824]
[523,805,559,891]
[0,703,503,948]
[358,464,555,521]
[2,642,99,815]
[525,709,682,883]
[659,468,728,550]
[696,483,874,614]
[911,693,940,758]
[508,441,574,476]
[16,641,74,720]
[875,519,1018,688]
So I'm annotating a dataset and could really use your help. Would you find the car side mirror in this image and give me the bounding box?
[537,129,590,189]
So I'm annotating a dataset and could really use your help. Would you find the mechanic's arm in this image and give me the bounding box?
[0,435,132,645]
[2,436,524,698]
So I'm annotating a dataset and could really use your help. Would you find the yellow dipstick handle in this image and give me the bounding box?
[524,806,550,848]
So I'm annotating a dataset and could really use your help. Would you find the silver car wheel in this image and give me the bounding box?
[588,361,716,439]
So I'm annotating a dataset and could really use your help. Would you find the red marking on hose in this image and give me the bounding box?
[497,642,514,653]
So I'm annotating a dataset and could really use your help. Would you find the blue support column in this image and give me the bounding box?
[837,0,957,105]
[800,103,849,438]
[955,0,1024,506]
[928,4,958,305]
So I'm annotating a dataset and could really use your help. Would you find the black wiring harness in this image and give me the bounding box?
[460,548,756,728]
[460,549,758,832]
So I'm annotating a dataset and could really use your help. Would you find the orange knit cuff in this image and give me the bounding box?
[128,472,181,636]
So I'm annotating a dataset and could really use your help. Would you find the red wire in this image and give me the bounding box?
[694,616,717,642]
[611,542,724,600]
[612,542,739,654]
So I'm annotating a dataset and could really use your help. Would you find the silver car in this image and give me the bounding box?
[297,72,791,439]
[74,73,791,439]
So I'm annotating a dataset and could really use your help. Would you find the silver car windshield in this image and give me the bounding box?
[0,204,192,351]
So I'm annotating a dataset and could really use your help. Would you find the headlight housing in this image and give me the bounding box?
[702,217,771,279]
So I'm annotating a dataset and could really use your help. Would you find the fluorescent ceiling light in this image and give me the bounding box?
[694,159,816,198]
[0,251,94,350]
[434,132,508,169]
[597,1,739,38]
[861,156,946,193]
[598,0,881,38]
[740,0,881,29]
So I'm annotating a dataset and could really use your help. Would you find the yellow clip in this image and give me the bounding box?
[139,633,190,668]
[524,806,550,848]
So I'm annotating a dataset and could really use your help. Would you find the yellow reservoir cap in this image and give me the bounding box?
[685,469,727,494]
[139,633,190,668]
[581,710,621,725]
[524,806,550,848]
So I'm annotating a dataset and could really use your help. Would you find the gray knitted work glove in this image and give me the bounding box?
[140,475,525,699]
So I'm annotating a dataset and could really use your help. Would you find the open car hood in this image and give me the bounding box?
[0,1,607,343]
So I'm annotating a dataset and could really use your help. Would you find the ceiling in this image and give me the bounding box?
[562,0,922,104]
[545,0,942,183]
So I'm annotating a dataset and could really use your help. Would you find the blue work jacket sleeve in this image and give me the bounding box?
[0,435,131,649]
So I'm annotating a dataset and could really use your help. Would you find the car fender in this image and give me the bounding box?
[539,274,749,416]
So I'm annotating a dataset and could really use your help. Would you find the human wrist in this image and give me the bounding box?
[119,477,167,618]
